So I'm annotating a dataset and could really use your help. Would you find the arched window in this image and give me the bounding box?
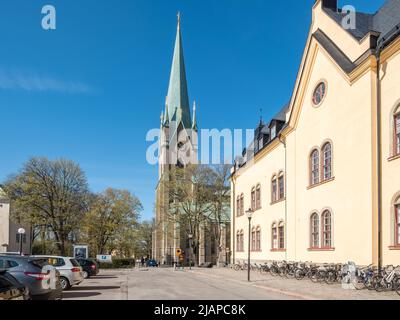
[310,213,320,248]
[278,221,285,250]
[271,223,278,250]
[256,184,261,210]
[310,149,320,185]
[395,197,400,246]
[271,176,277,203]
[256,227,261,251]
[322,143,332,180]
[251,187,256,211]
[394,107,400,156]
[240,194,244,216]
[251,227,256,251]
[278,172,285,200]
[321,211,332,248]
[236,196,240,217]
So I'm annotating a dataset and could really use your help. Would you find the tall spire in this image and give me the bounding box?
[165,12,192,129]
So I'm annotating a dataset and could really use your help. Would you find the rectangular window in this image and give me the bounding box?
[396,114,400,155]
[16,234,20,244]
[251,191,256,210]
[279,226,285,249]
[278,176,285,200]
[251,231,256,251]
[256,188,261,209]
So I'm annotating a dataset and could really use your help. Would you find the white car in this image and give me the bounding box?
[32,256,84,290]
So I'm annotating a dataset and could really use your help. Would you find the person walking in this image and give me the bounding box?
[140,256,145,268]
[179,251,185,270]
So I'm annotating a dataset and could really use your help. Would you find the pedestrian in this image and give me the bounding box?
[141,256,145,268]
[179,251,185,270]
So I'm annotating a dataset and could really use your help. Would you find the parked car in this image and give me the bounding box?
[33,256,84,290]
[0,269,26,300]
[0,255,62,300]
[76,258,100,279]
[146,260,159,267]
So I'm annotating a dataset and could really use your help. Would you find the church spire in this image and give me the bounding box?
[165,12,191,129]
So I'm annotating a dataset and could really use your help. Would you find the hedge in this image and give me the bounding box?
[99,258,135,269]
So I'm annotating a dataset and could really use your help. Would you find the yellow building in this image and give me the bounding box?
[230,0,400,267]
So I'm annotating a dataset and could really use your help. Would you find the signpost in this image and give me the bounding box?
[73,245,89,259]
[96,255,112,263]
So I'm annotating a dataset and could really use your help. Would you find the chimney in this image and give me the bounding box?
[321,0,338,11]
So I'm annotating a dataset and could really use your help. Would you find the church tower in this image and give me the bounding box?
[153,13,198,264]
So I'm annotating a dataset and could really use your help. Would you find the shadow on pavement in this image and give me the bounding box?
[92,276,118,279]
[72,286,120,291]
[62,291,102,299]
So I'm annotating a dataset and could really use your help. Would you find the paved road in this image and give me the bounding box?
[62,268,301,300]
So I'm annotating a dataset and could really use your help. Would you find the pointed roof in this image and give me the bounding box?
[165,13,192,129]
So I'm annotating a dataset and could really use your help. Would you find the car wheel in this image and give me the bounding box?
[82,271,89,279]
[60,277,71,291]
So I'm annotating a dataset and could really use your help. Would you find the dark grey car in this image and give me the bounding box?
[0,255,63,300]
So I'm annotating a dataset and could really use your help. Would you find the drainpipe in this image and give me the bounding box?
[375,48,382,271]
[279,133,288,262]
[231,174,236,265]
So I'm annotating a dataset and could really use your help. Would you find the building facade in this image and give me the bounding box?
[0,187,31,254]
[152,15,230,266]
[231,0,400,267]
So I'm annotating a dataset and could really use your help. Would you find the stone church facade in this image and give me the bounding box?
[152,15,230,266]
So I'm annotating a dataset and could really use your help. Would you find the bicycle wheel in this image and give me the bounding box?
[295,269,305,280]
[395,278,400,296]
[325,271,337,285]
[371,275,383,292]
[270,266,279,277]
[352,275,366,290]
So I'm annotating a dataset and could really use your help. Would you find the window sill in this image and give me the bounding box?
[251,250,262,253]
[307,177,335,190]
[388,154,400,162]
[270,198,286,206]
[389,246,400,250]
[270,249,286,252]
[308,247,335,252]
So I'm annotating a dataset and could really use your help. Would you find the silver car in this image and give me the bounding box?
[0,255,62,300]
[33,256,84,290]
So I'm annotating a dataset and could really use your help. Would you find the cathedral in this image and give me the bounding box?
[152,14,230,266]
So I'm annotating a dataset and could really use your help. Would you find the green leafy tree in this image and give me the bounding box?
[83,188,142,256]
[4,157,89,256]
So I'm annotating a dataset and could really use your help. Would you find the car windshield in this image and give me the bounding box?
[70,259,80,267]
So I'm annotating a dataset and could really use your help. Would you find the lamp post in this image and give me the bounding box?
[18,228,26,256]
[245,209,253,282]
[188,233,193,270]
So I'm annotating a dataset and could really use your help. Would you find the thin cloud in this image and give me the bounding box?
[0,69,92,94]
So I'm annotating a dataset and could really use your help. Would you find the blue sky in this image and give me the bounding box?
[0,0,386,220]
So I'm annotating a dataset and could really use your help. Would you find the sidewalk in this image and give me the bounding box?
[189,267,400,300]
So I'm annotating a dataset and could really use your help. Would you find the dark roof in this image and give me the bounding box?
[323,0,400,44]
[273,103,290,122]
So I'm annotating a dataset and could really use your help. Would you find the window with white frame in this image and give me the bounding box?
[278,222,285,250]
[322,143,332,180]
[271,223,278,250]
[310,149,320,185]
[310,213,320,248]
[322,210,332,248]
[395,111,400,155]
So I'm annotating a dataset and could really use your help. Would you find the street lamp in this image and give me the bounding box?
[188,233,193,270]
[245,209,253,282]
[18,228,26,256]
